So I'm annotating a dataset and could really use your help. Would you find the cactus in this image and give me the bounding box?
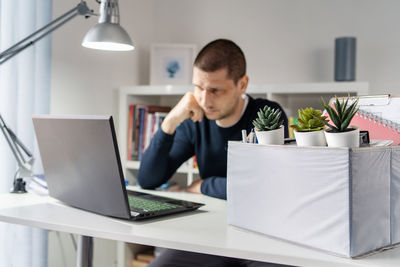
[319,94,359,132]
[252,105,283,131]
[291,107,328,132]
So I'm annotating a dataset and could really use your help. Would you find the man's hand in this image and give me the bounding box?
[185,179,203,194]
[160,179,203,194]
[161,92,204,134]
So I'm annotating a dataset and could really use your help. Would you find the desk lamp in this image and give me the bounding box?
[0,0,134,193]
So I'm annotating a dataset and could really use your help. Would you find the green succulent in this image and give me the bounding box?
[291,107,328,132]
[252,105,283,131]
[318,94,359,132]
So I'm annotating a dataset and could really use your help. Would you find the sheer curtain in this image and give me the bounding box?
[0,0,52,266]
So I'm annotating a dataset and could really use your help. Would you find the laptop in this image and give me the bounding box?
[32,115,204,220]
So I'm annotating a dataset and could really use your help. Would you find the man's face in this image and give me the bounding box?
[192,67,245,121]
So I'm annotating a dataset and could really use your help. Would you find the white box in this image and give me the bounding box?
[227,142,400,258]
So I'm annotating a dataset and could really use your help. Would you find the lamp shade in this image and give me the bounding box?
[82,0,134,51]
[82,22,134,51]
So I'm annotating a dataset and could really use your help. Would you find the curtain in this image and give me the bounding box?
[0,0,52,266]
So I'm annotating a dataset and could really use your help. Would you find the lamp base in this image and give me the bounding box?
[10,178,27,193]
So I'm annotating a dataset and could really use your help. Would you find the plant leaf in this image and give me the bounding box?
[342,99,357,120]
[253,121,262,130]
[268,122,279,130]
[324,105,341,129]
[313,115,338,131]
[342,96,349,118]
[257,110,263,120]
[334,97,343,121]
[341,109,358,130]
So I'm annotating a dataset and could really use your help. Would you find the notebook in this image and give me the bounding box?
[32,115,204,220]
[327,95,400,145]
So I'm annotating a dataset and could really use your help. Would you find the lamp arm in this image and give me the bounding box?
[0,114,29,168]
[0,13,79,65]
[0,1,93,65]
[0,114,35,192]
[6,126,33,158]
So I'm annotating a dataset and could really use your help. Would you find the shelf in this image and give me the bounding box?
[120,85,192,96]
[261,81,369,94]
[126,160,199,174]
[119,85,267,96]
[120,82,369,96]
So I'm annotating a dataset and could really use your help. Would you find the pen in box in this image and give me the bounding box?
[241,130,247,143]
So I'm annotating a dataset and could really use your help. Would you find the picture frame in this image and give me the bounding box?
[150,43,197,85]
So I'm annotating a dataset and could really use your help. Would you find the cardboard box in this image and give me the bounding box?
[227,142,400,258]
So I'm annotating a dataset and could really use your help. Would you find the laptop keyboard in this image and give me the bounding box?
[128,195,180,212]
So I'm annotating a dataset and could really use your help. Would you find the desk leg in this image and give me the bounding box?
[77,235,93,267]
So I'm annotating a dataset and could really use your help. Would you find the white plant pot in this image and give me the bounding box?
[324,125,360,148]
[294,130,326,147]
[255,126,284,145]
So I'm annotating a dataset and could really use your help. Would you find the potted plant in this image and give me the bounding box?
[291,107,328,147]
[252,105,284,145]
[318,95,360,147]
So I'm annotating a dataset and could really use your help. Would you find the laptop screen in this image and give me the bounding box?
[33,115,131,219]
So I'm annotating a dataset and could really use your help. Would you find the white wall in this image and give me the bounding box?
[52,0,400,117]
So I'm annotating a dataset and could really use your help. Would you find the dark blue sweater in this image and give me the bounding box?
[138,96,288,199]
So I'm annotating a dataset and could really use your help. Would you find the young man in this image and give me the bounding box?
[138,39,290,267]
[138,39,288,200]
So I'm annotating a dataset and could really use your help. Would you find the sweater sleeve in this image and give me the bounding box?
[137,123,194,189]
[200,176,227,200]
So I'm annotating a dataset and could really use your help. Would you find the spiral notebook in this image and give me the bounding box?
[328,95,400,146]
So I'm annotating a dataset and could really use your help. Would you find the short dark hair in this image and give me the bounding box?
[194,39,246,84]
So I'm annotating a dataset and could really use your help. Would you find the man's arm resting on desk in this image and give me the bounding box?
[199,176,227,200]
[169,176,226,200]
[180,176,227,200]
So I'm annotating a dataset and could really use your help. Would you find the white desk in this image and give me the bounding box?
[1,190,400,267]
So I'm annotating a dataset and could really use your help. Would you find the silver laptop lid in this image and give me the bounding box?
[32,115,131,219]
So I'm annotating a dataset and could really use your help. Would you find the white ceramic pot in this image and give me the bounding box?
[294,130,326,147]
[255,126,284,145]
[324,125,360,148]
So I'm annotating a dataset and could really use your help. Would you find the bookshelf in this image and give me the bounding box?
[117,82,368,267]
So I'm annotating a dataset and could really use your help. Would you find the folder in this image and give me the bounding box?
[328,95,400,145]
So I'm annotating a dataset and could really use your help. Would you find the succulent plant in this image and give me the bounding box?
[252,105,283,131]
[319,94,359,132]
[291,107,328,132]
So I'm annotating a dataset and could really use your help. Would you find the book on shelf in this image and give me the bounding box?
[127,105,135,161]
[131,259,148,267]
[137,107,146,160]
[131,252,155,267]
[136,253,155,263]
[127,104,171,161]
[193,155,198,169]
